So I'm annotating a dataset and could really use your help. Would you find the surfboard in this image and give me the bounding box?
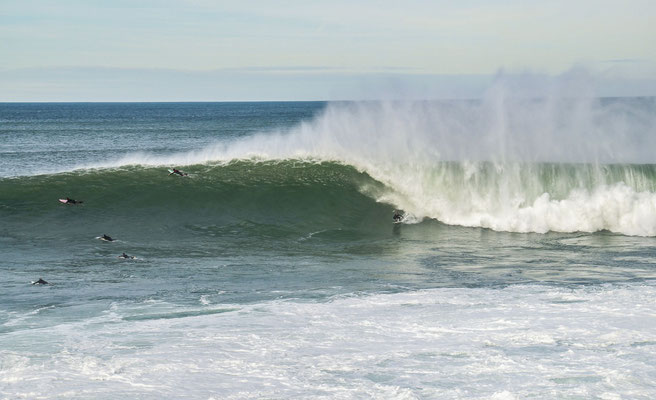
[59,199,68,204]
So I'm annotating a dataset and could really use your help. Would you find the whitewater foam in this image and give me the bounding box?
[2,284,655,399]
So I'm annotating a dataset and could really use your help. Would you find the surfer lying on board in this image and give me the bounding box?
[393,210,403,223]
[169,168,186,176]
[118,252,135,259]
[64,197,83,204]
[101,234,114,242]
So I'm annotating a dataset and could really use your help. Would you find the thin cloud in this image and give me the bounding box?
[602,59,648,64]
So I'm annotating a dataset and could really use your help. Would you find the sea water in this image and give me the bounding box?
[1,97,655,399]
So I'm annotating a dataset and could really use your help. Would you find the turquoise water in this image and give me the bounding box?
[1,101,655,399]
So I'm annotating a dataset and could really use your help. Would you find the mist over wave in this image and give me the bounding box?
[103,73,656,168]
[77,75,655,236]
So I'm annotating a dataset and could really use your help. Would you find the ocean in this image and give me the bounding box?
[1,99,655,399]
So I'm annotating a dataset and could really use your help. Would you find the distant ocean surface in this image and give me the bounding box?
[1,100,655,399]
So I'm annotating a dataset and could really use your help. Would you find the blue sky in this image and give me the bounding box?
[1,0,655,101]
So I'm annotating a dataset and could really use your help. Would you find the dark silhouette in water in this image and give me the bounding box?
[393,210,403,223]
[32,278,49,285]
[118,252,135,259]
[64,197,83,204]
[100,234,114,242]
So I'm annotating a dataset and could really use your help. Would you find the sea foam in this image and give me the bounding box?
[2,284,655,399]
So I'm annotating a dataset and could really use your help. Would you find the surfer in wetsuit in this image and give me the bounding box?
[393,210,403,223]
[170,168,185,176]
[101,234,114,242]
[65,197,82,204]
[32,278,49,285]
[119,252,134,259]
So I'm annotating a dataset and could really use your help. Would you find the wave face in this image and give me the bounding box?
[2,160,656,237]
[0,162,392,243]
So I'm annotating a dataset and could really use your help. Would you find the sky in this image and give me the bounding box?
[1,0,655,101]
